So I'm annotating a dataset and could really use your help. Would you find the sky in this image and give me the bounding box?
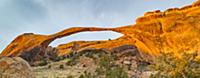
[0,0,196,52]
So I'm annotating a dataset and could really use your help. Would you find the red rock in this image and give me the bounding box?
[1,0,200,61]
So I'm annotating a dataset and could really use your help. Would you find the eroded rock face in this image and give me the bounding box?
[19,46,43,64]
[1,0,200,61]
[0,57,33,78]
[0,27,112,62]
[57,0,200,59]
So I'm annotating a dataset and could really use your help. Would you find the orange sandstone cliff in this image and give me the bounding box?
[1,0,200,61]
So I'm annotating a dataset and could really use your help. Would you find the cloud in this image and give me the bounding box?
[0,0,47,52]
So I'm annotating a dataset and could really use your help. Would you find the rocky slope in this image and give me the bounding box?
[1,0,200,62]
[32,45,150,78]
[0,57,33,78]
[0,45,150,78]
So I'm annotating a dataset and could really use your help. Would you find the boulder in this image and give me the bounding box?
[0,57,33,78]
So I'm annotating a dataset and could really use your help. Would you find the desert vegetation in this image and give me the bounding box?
[150,52,200,78]
[2,44,200,78]
[79,53,129,78]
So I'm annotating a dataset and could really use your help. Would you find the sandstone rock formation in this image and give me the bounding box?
[0,27,114,61]
[1,0,200,61]
[0,57,33,78]
[56,0,200,59]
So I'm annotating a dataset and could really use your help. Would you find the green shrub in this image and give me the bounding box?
[66,50,107,66]
[59,64,65,69]
[150,52,200,78]
[48,65,51,68]
[79,53,128,78]
[67,75,74,78]
[79,71,96,78]
[37,59,48,66]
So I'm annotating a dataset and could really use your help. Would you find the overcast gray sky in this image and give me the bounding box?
[0,0,195,52]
